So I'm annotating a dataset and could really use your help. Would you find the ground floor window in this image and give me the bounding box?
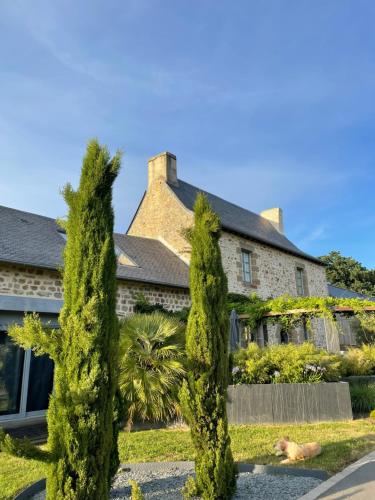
[262,323,269,346]
[0,330,54,419]
[280,329,289,344]
[26,351,54,412]
[0,331,24,415]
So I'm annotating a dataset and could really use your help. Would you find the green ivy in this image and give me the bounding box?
[133,293,190,322]
[229,293,375,334]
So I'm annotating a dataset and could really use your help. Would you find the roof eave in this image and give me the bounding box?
[0,258,189,290]
[221,225,324,266]
[116,274,189,290]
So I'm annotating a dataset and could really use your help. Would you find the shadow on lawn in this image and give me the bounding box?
[239,434,375,474]
[0,429,52,463]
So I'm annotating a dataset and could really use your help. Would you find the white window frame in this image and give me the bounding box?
[241,250,252,283]
[296,267,305,296]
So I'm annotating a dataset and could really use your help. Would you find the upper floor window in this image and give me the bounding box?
[296,267,305,296]
[241,250,252,283]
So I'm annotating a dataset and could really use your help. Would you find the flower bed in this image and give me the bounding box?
[231,343,375,385]
[231,343,342,385]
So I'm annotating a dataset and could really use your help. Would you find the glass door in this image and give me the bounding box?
[26,351,54,412]
[0,330,25,416]
[0,331,54,420]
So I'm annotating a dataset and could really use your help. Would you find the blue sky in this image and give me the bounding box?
[0,0,374,267]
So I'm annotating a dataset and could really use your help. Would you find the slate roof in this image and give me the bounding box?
[328,283,375,301]
[0,205,189,289]
[169,180,323,265]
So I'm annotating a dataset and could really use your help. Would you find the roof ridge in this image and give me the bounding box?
[176,179,263,218]
[0,204,58,223]
[170,178,322,265]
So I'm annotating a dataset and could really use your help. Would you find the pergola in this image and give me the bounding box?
[237,306,375,352]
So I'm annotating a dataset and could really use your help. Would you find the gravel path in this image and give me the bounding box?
[31,463,322,500]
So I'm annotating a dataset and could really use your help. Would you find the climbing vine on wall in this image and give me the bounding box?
[228,293,375,335]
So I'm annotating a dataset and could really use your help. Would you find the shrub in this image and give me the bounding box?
[355,312,375,345]
[133,293,166,314]
[0,427,51,462]
[129,480,144,500]
[349,383,375,414]
[341,345,375,376]
[118,313,186,424]
[227,293,251,314]
[134,293,190,322]
[232,342,342,384]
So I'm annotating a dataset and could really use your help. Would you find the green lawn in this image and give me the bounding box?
[1,420,375,500]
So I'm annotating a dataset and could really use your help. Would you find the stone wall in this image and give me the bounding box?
[116,281,190,316]
[256,317,341,352]
[0,263,190,316]
[219,232,328,298]
[0,264,63,299]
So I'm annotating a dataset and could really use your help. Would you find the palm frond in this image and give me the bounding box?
[118,313,186,423]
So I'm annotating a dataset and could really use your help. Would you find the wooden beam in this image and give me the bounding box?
[237,306,375,320]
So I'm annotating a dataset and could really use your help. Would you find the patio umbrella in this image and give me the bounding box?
[229,309,240,351]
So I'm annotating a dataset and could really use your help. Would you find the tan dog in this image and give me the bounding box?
[274,436,321,464]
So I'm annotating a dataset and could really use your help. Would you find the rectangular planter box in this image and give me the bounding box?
[227,382,353,424]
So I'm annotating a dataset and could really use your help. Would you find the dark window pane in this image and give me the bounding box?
[280,330,289,344]
[263,323,269,346]
[26,352,54,412]
[0,331,24,415]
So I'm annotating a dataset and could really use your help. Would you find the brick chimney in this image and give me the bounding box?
[260,207,284,234]
[148,152,178,188]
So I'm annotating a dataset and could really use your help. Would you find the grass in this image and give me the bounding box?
[349,383,375,413]
[1,420,375,499]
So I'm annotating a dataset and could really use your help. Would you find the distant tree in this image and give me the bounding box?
[320,251,375,296]
[180,193,236,499]
[8,140,122,499]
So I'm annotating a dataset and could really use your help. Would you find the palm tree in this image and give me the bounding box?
[118,313,186,425]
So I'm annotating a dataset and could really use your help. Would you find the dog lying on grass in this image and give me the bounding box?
[274,437,321,464]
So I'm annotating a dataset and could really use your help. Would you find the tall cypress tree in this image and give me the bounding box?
[9,140,122,499]
[180,193,236,500]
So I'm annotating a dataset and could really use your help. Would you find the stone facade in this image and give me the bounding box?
[128,178,193,263]
[0,263,190,316]
[129,152,328,300]
[0,264,63,299]
[219,232,328,298]
[253,318,339,352]
[116,281,190,316]
[126,152,334,350]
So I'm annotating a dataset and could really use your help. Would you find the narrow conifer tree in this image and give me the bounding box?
[8,140,122,499]
[180,193,236,500]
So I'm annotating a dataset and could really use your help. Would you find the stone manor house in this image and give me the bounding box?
[0,151,349,425]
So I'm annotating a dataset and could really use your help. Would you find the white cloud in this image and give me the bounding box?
[298,224,329,247]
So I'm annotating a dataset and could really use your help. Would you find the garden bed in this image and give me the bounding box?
[22,462,325,500]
